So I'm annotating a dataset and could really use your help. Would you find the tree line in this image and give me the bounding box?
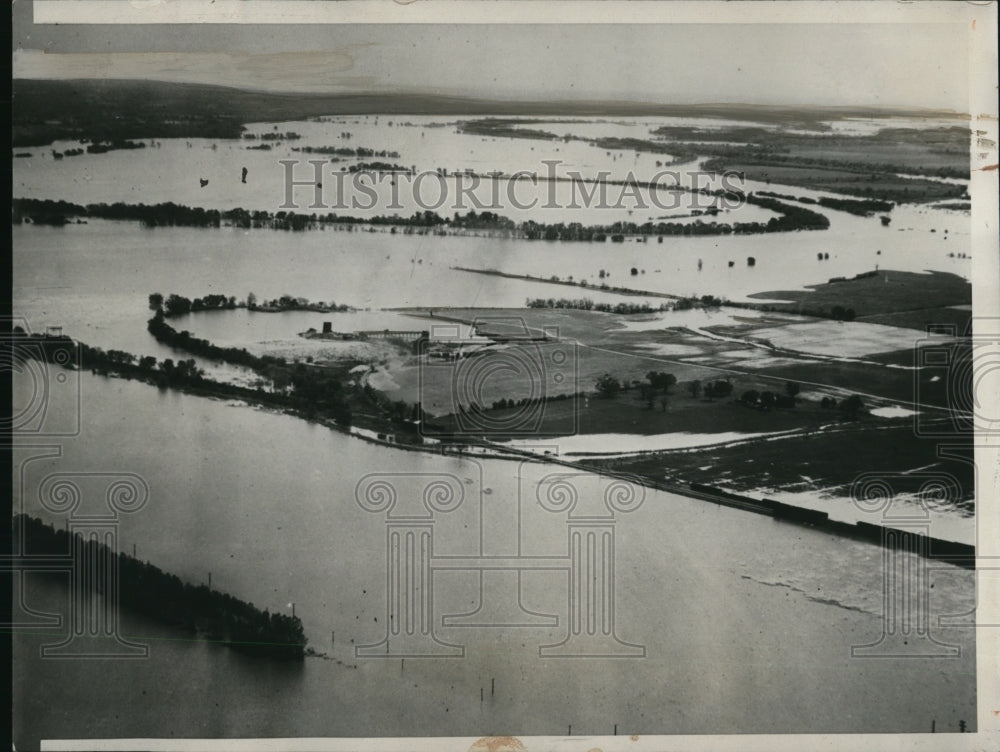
[757,190,894,217]
[150,292,239,317]
[14,515,307,660]
[526,297,672,314]
[292,145,401,158]
[13,195,830,238]
[145,309,353,425]
[5,321,354,428]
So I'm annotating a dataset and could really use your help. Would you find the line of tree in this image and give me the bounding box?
[147,309,285,371]
[597,372,733,403]
[757,191,894,216]
[85,139,147,154]
[145,311,352,424]
[150,292,239,317]
[458,119,561,141]
[249,294,353,312]
[13,195,829,238]
[242,131,301,141]
[14,515,307,660]
[5,325,353,427]
[487,391,585,412]
[693,141,970,181]
[292,145,401,158]
[346,162,411,173]
[451,210,517,231]
[525,297,671,314]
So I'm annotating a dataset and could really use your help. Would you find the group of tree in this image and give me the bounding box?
[740,389,795,410]
[242,131,301,141]
[637,372,677,409]
[739,381,800,410]
[645,371,677,394]
[346,161,411,174]
[14,515,306,660]
[830,305,857,322]
[147,309,283,371]
[595,373,622,398]
[85,139,146,154]
[688,378,734,400]
[151,291,351,317]
[291,145,400,158]
[821,393,867,419]
[489,392,581,411]
[703,379,734,400]
[287,362,353,424]
[525,297,670,315]
[597,373,737,402]
[249,294,351,312]
[458,119,561,141]
[757,191,894,217]
[151,292,238,317]
[451,210,517,231]
[145,310,352,425]
[1,326,208,392]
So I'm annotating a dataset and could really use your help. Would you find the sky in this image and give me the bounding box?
[11,0,973,111]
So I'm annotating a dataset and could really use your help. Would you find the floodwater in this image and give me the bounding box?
[12,374,976,746]
[10,114,977,745]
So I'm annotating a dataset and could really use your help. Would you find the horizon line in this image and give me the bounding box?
[11,77,972,117]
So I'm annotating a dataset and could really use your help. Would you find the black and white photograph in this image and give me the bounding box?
[7,1,999,749]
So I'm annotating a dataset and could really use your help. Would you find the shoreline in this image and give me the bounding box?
[209,375,975,558]
[13,318,974,561]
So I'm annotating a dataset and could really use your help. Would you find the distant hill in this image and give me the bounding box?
[12,78,968,147]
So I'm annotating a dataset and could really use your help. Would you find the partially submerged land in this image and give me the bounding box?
[457,118,968,203]
[14,78,968,206]
[12,192,832,238]
[13,78,967,146]
[11,83,976,596]
[8,263,973,552]
[750,269,973,332]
